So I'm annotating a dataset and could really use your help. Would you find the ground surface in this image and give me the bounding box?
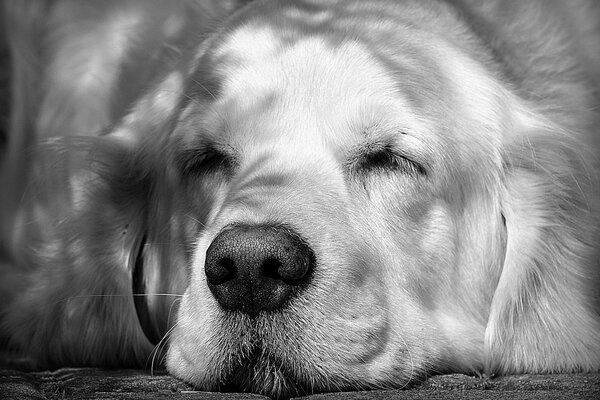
[1,369,599,400]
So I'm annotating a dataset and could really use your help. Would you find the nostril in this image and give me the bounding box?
[206,257,237,284]
[271,253,311,282]
[262,258,283,280]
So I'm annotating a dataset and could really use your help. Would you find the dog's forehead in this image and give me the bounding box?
[190,28,432,152]
[182,1,507,171]
[221,29,399,103]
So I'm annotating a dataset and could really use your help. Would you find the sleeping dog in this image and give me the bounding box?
[1,0,599,398]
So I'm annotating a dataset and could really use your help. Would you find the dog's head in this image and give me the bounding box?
[139,1,599,397]
[163,1,600,397]
[163,3,507,395]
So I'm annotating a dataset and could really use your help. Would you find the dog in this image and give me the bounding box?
[1,0,599,398]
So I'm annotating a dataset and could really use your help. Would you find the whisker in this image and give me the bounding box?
[142,242,188,246]
[186,213,206,228]
[190,78,217,101]
[166,297,182,332]
[149,321,179,375]
[52,293,183,305]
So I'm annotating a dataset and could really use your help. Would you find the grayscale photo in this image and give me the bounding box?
[0,1,599,399]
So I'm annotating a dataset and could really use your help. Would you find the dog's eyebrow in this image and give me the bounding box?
[173,96,228,144]
[190,77,221,101]
[359,120,416,145]
[361,123,409,138]
[186,61,223,101]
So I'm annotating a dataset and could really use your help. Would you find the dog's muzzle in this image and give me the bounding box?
[204,224,314,317]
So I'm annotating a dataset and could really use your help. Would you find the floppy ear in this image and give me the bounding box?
[485,110,600,374]
[0,72,196,366]
[1,131,197,367]
[1,136,152,367]
[2,58,201,366]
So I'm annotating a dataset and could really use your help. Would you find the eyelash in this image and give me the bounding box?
[178,146,233,177]
[351,146,425,177]
[177,144,423,179]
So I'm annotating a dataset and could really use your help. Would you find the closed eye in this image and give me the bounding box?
[349,144,425,177]
[178,145,235,178]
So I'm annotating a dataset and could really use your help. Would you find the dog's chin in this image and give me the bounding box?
[169,309,373,400]
[202,345,353,400]
[202,312,298,399]
[215,314,322,399]
[225,346,310,400]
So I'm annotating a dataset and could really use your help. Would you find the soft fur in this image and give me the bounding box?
[1,0,599,398]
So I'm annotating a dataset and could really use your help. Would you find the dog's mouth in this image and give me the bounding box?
[192,310,315,399]
[218,332,369,399]
[225,346,306,399]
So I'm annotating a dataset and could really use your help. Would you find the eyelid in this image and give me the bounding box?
[387,149,426,175]
[347,143,426,177]
[177,144,235,177]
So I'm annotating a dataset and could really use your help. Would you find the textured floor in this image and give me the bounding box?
[1,369,599,400]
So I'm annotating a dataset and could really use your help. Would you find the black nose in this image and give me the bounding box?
[204,224,313,317]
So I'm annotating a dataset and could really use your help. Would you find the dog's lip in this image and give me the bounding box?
[220,347,309,399]
[201,312,311,398]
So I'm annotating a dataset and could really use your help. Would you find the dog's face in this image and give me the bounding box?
[164,4,508,396]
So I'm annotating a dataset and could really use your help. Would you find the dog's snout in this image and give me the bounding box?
[204,225,313,316]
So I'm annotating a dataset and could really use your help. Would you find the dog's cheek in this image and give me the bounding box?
[356,172,504,372]
[411,204,458,309]
[165,227,231,381]
[166,288,220,389]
